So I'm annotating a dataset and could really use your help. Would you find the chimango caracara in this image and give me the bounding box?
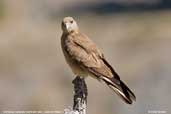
[61,17,136,104]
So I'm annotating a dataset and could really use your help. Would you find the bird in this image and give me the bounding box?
[61,16,136,104]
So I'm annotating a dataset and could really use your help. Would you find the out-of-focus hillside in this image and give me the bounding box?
[0,0,170,114]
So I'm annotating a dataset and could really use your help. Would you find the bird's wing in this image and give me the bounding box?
[66,32,136,104]
[66,33,120,80]
[66,33,102,68]
[71,33,103,58]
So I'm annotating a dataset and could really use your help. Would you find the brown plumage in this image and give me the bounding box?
[61,17,136,104]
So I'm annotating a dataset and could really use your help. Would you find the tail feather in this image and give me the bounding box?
[120,80,136,102]
[102,76,136,104]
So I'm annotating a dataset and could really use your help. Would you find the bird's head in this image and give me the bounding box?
[61,17,79,33]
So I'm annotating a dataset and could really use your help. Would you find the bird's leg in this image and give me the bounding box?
[72,76,88,114]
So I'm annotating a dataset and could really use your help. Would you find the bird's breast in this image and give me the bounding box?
[61,36,88,77]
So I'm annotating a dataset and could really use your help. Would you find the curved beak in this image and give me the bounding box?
[65,23,70,30]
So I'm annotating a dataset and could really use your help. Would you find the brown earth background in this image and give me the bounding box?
[0,0,170,114]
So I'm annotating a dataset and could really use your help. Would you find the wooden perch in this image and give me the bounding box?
[72,76,87,114]
[64,76,88,114]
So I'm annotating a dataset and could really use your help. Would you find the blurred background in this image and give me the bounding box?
[0,0,170,114]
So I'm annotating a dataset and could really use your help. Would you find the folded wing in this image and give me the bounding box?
[66,32,136,104]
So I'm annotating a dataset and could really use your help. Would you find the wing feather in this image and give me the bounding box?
[65,33,101,68]
[66,32,118,80]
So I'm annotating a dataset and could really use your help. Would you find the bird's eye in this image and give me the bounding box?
[70,20,73,23]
